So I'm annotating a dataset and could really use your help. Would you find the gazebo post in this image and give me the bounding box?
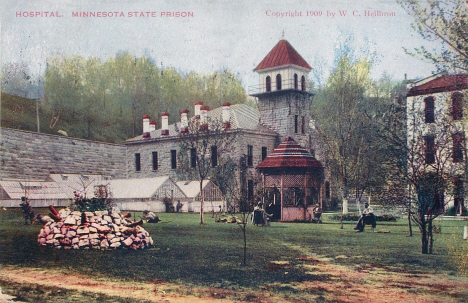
[280,173,284,222]
[304,174,308,221]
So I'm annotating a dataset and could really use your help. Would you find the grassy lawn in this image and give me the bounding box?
[0,208,467,302]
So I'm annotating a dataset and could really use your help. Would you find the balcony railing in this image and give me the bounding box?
[248,78,308,95]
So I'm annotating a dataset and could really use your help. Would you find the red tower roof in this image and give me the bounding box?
[254,39,312,71]
[257,137,322,169]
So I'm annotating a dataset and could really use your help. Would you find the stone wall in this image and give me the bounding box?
[0,128,127,180]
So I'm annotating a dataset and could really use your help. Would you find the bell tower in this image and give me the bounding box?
[250,37,313,149]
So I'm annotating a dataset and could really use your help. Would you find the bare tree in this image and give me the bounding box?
[176,110,237,224]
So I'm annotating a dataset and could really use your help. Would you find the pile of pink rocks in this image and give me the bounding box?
[37,208,153,250]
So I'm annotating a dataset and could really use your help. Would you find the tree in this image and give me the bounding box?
[312,55,389,214]
[176,110,237,224]
[398,0,468,72]
[211,155,260,265]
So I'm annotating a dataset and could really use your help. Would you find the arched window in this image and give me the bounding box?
[301,75,306,91]
[294,74,298,90]
[451,92,463,120]
[266,76,271,92]
[276,74,282,91]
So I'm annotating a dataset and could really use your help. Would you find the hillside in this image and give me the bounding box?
[0,92,44,132]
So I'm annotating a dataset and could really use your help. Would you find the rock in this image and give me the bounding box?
[110,242,121,248]
[64,216,77,225]
[77,227,89,235]
[79,238,90,247]
[123,237,133,246]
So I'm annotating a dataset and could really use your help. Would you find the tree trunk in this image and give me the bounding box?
[200,180,204,224]
[421,222,429,254]
[407,208,413,237]
[428,219,434,254]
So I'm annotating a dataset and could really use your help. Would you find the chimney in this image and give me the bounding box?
[194,101,203,118]
[142,114,151,139]
[180,109,189,134]
[200,105,210,130]
[161,112,170,136]
[222,102,231,129]
[149,120,156,132]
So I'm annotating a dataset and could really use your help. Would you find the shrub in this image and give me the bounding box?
[329,213,397,222]
[445,206,468,216]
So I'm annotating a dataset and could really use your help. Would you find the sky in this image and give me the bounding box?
[0,0,443,92]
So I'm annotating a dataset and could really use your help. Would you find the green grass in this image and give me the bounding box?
[1,208,467,299]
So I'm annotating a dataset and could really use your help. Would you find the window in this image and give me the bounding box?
[266,76,271,92]
[424,96,435,123]
[424,136,435,164]
[261,146,268,161]
[190,148,196,168]
[294,115,299,133]
[451,92,463,120]
[294,73,298,90]
[211,146,218,167]
[301,116,305,134]
[453,132,464,163]
[171,150,177,169]
[301,75,306,91]
[135,153,141,172]
[152,152,158,170]
[276,74,282,90]
[247,180,254,199]
[247,145,253,167]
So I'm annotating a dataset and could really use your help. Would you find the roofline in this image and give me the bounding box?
[254,64,311,73]
[125,128,278,145]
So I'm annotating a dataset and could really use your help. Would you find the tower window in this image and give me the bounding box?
[424,136,435,164]
[325,181,330,199]
[453,132,464,163]
[294,115,299,134]
[152,152,158,170]
[301,76,306,91]
[171,150,177,169]
[247,180,254,199]
[262,146,268,161]
[135,153,141,172]
[294,74,298,90]
[301,116,305,134]
[266,76,271,92]
[451,92,463,120]
[424,96,435,123]
[247,145,253,167]
[276,74,282,91]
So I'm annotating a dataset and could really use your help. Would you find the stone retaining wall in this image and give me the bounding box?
[0,128,127,180]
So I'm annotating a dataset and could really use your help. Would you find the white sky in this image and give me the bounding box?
[1,0,442,90]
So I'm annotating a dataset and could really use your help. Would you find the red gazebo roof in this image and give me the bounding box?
[254,39,312,71]
[257,137,322,169]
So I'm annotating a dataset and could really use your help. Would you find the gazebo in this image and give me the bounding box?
[257,137,324,222]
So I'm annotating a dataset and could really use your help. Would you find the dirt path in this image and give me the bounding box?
[1,256,468,303]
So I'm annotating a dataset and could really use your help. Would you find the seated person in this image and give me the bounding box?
[354,203,375,232]
[311,204,322,222]
[142,210,160,223]
[252,202,272,226]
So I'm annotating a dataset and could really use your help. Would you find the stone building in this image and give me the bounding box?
[406,72,467,214]
[125,37,326,221]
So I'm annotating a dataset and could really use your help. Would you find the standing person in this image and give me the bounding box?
[354,203,375,232]
[19,197,35,225]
